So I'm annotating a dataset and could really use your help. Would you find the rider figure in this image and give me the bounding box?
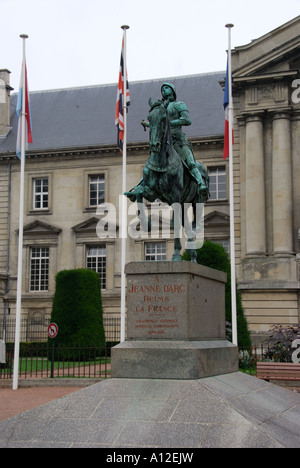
[143,83,206,191]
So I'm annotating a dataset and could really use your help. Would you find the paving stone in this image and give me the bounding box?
[0,373,300,448]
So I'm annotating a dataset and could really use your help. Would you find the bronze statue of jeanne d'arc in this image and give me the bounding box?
[124,82,210,262]
[142,83,207,192]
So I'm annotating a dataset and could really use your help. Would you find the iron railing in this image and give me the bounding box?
[0,342,112,380]
[1,344,298,381]
[1,317,298,382]
[0,316,120,344]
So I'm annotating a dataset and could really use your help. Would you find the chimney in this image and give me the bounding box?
[0,69,13,136]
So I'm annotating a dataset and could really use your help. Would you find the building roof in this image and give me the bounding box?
[0,72,225,154]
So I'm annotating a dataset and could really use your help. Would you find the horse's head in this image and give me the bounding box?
[148,101,169,154]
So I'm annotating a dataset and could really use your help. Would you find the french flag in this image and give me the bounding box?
[223,60,233,160]
[16,62,32,160]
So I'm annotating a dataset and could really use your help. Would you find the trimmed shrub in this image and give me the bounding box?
[49,269,105,359]
[183,241,251,348]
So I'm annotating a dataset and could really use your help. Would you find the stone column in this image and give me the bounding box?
[272,111,293,255]
[245,114,266,256]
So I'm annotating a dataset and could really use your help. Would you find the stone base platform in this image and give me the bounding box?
[1,373,300,448]
[112,340,238,379]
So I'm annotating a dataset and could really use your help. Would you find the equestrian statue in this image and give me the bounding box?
[124,83,210,262]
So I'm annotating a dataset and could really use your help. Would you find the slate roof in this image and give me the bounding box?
[0,72,225,154]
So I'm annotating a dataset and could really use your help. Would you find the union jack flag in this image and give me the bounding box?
[115,34,130,153]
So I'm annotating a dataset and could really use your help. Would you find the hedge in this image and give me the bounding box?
[49,269,106,359]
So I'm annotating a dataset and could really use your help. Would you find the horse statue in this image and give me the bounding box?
[125,98,210,262]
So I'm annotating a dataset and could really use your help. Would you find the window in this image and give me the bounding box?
[30,247,49,291]
[208,167,226,200]
[33,178,48,209]
[89,175,105,207]
[145,242,166,261]
[86,246,106,289]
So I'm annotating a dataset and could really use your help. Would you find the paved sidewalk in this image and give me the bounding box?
[0,377,298,423]
[0,372,300,448]
[0,386,83,421]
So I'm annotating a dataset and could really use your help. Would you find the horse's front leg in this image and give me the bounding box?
[172,203,182,262]
[173,237,182,262]
[136,192,152,233]
[184,203,197,263]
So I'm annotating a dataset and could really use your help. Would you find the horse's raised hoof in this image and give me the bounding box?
[124,191,137,202]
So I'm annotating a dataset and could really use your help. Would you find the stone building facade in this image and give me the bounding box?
[0,16,299,343]
[231,16,300,341]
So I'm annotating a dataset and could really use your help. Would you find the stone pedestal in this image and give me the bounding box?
[111,262,238,379]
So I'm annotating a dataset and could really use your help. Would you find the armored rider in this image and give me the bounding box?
[142,83,206,191]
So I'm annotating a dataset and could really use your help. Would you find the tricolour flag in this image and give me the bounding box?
[223,60,233,160]
[16,61,32,159]
[115,35,130,153]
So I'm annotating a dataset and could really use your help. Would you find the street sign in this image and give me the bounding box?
[48,323,58,339]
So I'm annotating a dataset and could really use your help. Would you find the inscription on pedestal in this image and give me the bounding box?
[128,276,185,338]
[125,262,227,341]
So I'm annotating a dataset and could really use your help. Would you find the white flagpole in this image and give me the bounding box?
[13,34,28,390]
[120,25,129,343]
[225,24,238,346]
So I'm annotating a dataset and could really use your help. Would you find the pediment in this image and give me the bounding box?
[232,16,300,80]
[204,211,230,228]
[72,217,100,233]
[72,216,119,234]
[18,220,62,235]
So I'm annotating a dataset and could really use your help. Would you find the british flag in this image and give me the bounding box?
[115,34,130,153]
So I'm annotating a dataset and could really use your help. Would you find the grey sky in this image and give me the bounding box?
[1,0,299,92]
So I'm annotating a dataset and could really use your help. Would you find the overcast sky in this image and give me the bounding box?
[1,0,299,93]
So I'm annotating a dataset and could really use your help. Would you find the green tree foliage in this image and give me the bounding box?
[183,241,251,347]
[49,269,105,356]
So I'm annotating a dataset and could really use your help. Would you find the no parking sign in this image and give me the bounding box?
[48,323,58,339]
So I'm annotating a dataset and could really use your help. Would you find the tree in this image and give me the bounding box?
[49,269,105,358]
[183,241,251,348]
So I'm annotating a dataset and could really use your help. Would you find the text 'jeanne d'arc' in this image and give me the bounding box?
[128,284,186,294]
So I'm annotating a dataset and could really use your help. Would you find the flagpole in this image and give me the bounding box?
[225,24,237,346]
[120,25,129,343]
[13,34,28,390]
